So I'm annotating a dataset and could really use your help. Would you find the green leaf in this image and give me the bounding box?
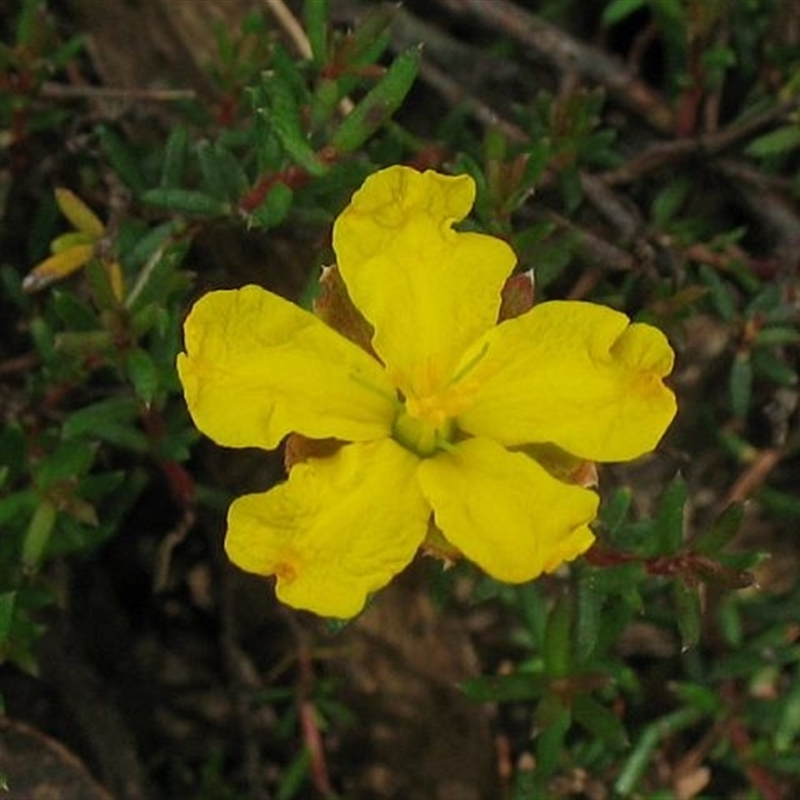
[51,290,100,331]
[599,486,632,541]
[259,72,328,176]
[96,125,145,194]
[197,140,248,201]
[36,440,95,487]
[160,125,189,188]
[754,326,800,347]
[23,500,57,570]
[0,593,16,648]
[62,396,147,453]
[534,696,570,778]
[575,572,603,663]
[248,182,294,229]
[674,580,702,651]
[304,0,329,66]
[141,188,231,216]
[460,672,547,703]
[601,0,647,27]
[692,502,744,556]
[653,475,687,555]
[698,263,737,321]
[572,693,628,748]
[729,351,752,418]
[330,46,421,153]
[543,591,571,678]
[746,124,800,158]
[125,347,159,405]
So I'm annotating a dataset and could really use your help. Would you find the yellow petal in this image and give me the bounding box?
[177,285,397,450]
[22,244,94,292]
[418,437,597,582]
[456,301,677,462]
[225,439,430,618]
[55,187,105,237]
[333,166,516,403]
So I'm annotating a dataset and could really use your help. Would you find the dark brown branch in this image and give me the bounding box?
[434,0,674,132]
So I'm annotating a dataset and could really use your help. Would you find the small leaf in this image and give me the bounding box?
[573,693,628,748]
[460,672,548,703]
[54,187,104,236]
[97,125,145,194]
[692,502,744,556]
[141,188,231,216]
[22,245,93,292]
[674,580,702,651]
[161,125,189,188]
[0,592,16,647]
[601,0,647,27]
[248,181,294,229]
[330,46,421,154]
[746,124,800,158]
[543,591,572,678]
[125,347,159,405]
[729,351,752,418]
[304,0,329,66]
[23,500,57,571]
[653,475,687,555]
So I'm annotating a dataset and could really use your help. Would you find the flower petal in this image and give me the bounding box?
[456,301,677,461]
[177,285,397,450]
[418,438,597,582]
[225,439,430,618]
[333,166,516,402]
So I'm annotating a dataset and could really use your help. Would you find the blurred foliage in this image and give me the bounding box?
[1,0,800,798]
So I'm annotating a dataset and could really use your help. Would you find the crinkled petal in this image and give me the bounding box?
[418,438,597,582]
[177,285,397,450]
[456,301,677,462]
[333,166,516,403]
[225,439,430,618]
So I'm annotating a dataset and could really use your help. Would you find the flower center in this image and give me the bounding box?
[392,406,455,458]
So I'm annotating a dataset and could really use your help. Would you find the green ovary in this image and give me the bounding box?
[392,407,455,457]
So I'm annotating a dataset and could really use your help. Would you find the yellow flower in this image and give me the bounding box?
[177,166,677,618]
[24,188,123,299]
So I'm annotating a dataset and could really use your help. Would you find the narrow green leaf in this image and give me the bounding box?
[543,591,572,678]
[729,351,752,418]
[746,125,800,158]
[674,580,702,651]
[260,72,328,175]
[304,0,329,66]
[62,396,139,439]
[160,125,189,188]
[197,140,248,201]
[0,592,16,646]
[330,46,421,154]
[575,573,603,663]
[141,188,231,216]
[36,440,95,487]
[125,347,158,405]
[248,182,294,229]
[572,693,628,748]
[460,672,547,703]
[698,263,737,321]
[754,326,800,347]
[23,500,57,570]
[534,696,570,778]
[601,0,647,27]
[96,126,145,194]
[653,475,687,555]
[692,502,744,556]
